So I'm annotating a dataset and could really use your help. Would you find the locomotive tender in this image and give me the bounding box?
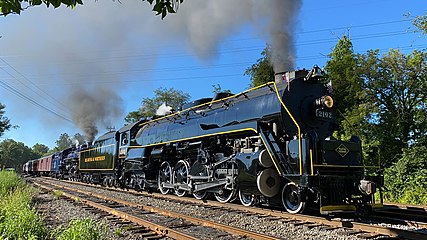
[24,67,383,214]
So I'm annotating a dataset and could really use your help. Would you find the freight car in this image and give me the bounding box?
[24,67,383,214]
[37,155,52,176]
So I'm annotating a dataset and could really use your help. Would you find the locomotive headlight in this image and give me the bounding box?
[314,95,334,108]
[323,95,334,108]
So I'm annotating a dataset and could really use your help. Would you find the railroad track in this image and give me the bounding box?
[371,204,427,229]
[32,177,427,240]
[30,179,279,240]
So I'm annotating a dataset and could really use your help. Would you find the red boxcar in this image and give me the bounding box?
[37,155,52,176]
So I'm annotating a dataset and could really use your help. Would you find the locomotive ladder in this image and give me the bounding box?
[259,127,295,175]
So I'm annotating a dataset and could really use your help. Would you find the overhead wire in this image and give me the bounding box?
[0,17,423,122]
[0,67,73,123]
[0,57,73,117]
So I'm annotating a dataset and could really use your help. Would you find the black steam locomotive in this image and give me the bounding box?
[25,67,383,214]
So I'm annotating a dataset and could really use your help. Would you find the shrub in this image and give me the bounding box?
[0,170,26,197]
[0,185,47,239]
[383,145,427,204]
[52,218,107,240]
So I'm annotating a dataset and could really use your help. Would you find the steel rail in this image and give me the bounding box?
[383,202,427,211]
[32,181,198,240]
[40,178,427,240]
[35,180,280,240]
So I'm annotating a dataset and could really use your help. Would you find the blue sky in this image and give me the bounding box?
[0,0,425,149]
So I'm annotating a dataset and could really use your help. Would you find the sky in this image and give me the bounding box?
[0,0,425,149]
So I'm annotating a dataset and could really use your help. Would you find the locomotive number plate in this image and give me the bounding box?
[316,110,333,119]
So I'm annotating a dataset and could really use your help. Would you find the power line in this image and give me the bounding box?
[0,68,73,123]
[0,58,72,117]
[2,42,424,87]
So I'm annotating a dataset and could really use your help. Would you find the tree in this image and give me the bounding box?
[32,143,49,156]
[413,13,427,35]
[0,0,183,18]
[73,133,85,145]
[125,87,190,123]
[324,36,367,140]
[358,49,427,167]
[54,133,73,151]
[212,84,231,94]
[244,45,275,88]
[0,139,38,171]
[0,103,14,138]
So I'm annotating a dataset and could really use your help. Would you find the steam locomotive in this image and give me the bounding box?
[24,67,383,214]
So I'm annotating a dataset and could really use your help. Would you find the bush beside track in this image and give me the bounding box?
[0,171,107,240]
[383,145,427,205]
[0,170,46,239]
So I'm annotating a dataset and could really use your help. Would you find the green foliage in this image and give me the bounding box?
[0,103,15,138]
[53,132,83,151]
[212,84,231,94]
[325,35,366,140]
[383,145,427,204]
[1,0,183,18]
[51,218,107,240]
[125,87,190,123]
[0,170,26,197]
[358,49,427,167]
[52,190,64,199]
[413,12,427,35]
[32,143,50,157]
[244,45,275,87]
[0,139,39,171]
[325,34,427,205]
[147,0,184,19]
[0,171,47,239]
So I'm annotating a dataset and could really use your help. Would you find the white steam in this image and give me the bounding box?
[156,103,173,116]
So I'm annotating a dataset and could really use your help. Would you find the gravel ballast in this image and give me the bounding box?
[33,178,393,240]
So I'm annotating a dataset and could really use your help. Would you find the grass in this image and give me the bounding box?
[0,170,47,239]
[51,218,108,240]
[52,190,64,199]
[0,170,26,197]
[0,171,110,239]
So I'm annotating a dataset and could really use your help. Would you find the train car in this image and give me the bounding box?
[51,152,62,178]
[37,155,52,176]
[31,159,39,176]
[78,132,118,183]
[126,66,382,214]
[22,161,31,175]
[113,119,148,189]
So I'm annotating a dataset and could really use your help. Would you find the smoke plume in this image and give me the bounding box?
[166,0,301,72]
[0,0,301,143]
[69,87,123,142]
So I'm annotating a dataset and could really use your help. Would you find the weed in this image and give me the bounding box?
[0,170,26,197]
[52,218,108,240]
[0,178,47,239]
[52,190,64,199]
